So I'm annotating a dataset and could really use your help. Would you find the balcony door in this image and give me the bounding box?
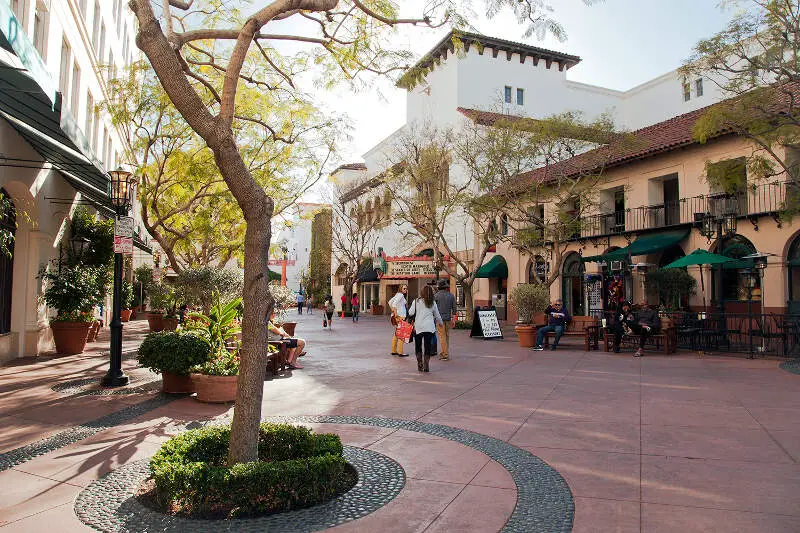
[663,176,680,225]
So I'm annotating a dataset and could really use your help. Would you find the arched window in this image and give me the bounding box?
[788,234,800,313]
[561,252,585,316]
[0,189,16,335]
[500,214,509,236]
[527,255,547,283]
[335,263,348,286]
[712,234,759,302]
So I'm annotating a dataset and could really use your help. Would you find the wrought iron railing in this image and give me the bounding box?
[599,310,800,357]
[575,181,789,240]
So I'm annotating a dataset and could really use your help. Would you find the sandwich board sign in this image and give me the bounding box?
[469,306,503,339]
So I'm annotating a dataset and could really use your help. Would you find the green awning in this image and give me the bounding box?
[789,259,800,267]
[582,228,690,263]
[475,255,508,278]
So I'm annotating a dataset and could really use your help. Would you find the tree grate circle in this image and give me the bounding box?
[74,446,405,532]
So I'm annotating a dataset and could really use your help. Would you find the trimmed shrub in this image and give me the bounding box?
[150,423,349,518]
[137,331,211,375]
[453,320,472,330]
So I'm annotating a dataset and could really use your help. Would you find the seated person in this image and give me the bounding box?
[630,300,660,357]
[611,301,635,353]
[268,317,306,370]
[534,299,571,351]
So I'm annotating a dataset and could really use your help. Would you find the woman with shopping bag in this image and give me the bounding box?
[388,285,409,356]
[407,285,444,372]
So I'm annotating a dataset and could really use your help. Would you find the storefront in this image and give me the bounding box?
[475,255,508,319]
[370,255,451,314]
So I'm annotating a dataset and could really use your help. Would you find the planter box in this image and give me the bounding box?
[51,321,92,355]
[191,373,238,403]
[515,324,537,348]
[147,313,164,332]
[120,309,133,322]
[162,371,194,394]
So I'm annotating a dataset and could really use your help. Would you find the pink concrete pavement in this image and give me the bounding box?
[1,312,799,532]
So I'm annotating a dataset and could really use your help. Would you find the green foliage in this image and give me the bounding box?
[705,157,748,194]
[121,279,135,309]
[68,206,114,269]
[0,191,14,258]
[147,282,171,312]
[307,209,332,303]
[185,294,243,358]
[453,320,472,330]
[191,349,240,376]
[149,423,348,518]
[137,331,211,375]
[509,283,550,323]
[41,264,106,320]
[645,268,697,311]
[175,267,243,312]
[133,265,153,307]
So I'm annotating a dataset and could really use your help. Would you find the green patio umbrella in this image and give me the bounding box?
[662,249,732,309]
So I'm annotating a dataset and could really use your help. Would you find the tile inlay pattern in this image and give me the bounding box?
[51,376,162,396]
[779,359,800,375]
[264,415,574,533]
[74,446,405,532]
[0,394,179,472]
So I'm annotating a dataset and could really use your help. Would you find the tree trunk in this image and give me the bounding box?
[463,279,475,320]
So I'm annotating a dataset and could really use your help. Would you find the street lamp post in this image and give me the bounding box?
[101,168,135,387]
[698,211,737,317]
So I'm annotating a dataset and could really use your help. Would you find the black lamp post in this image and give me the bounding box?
[101,168,135,387]
[698,211,737,316]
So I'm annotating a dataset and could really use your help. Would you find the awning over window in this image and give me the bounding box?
[0,32,112,215]
[475,255,508,278]
[582,228,690,263]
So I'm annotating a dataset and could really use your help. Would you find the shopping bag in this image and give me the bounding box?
[395,319,414,343]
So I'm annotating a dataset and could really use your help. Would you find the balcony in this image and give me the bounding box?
[575,181,791,240]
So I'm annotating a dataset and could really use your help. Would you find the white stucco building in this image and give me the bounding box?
[0,0,150,362]
[330,30,728,312]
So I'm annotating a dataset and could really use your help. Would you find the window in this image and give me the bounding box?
[516,88,524,106]
[695,78,704,97]
[33,1,48,59]
[93,107,100,153]
[70,62,81,113]
[707,157,747,216]
[99,24,106,63]
[504,85,512,103]
[501,214,509,235]
[10,0,27,27]
[59,39,71,103]
[101,127,108,165]
[527,256,547,284]
[682,80,691,102]
[85,93,94,142]
[92,1,101,51]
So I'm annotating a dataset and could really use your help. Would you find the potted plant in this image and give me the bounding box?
[510,283,550,347]
[146,282,169,332]
[41,264,104,355]
[371,298,384,315]
[186,295,242,402]
[137,331,211,393]
[162,286,181,332]
[120,279,134,322]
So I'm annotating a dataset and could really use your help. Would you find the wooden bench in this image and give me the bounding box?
[602,318,677,354]
[533,313,600,351]
[267,340,290,375]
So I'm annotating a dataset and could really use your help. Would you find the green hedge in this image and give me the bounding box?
[137,331,211,376]
[453,321,472,330]
[150,423,348,518]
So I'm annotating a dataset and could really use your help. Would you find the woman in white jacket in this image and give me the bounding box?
[388,285,409,356]
[407,284,443,372]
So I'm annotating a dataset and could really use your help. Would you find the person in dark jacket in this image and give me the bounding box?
[534,299,571,351]
[611,301,635,353]
[631,300,660,357]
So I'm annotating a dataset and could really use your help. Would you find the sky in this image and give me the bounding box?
[299,0,739,168]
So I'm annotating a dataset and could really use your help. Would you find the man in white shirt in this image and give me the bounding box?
[388,285,409,357]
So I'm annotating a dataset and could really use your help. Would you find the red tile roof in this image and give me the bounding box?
[332,162,367,173]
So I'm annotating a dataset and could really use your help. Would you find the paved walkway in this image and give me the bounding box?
[1,312,799,532]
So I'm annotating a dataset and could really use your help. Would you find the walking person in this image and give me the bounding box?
[351,293,360,323]
[323,295,335,330]
[630,300,660,357]
[434,279,457,360]
[407,285,444,372]
[340,293,347,319]
[388,285,409,356]
[296,291,305,315]
[307,294,313,314]
[533,299,571,351]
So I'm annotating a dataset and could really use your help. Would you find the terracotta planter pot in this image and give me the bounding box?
[282,322,297,336]
[371,305,384,315]
[147,313,164,332]
[191,373,238,403]
[120,309,132,322]
[51,321,92,355]
[85,321,100,343]
[163,317,179,331]
[162,371,194,394]
[515,324,537,348]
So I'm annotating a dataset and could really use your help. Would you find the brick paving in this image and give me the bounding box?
[0,312,799,532]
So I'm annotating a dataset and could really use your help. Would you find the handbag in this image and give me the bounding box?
[395,319,414,343]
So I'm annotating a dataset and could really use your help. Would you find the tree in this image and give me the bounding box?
[330,181,379,309]
[307,207,332,303]
[681,0,800,192]
[107,62,335,273]
[129,0,581,465]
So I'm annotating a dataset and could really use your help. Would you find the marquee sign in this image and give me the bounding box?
[385,260,437,278]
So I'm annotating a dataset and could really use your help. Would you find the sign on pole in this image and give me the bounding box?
[113,236,133,254]
[115,216,134,237]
